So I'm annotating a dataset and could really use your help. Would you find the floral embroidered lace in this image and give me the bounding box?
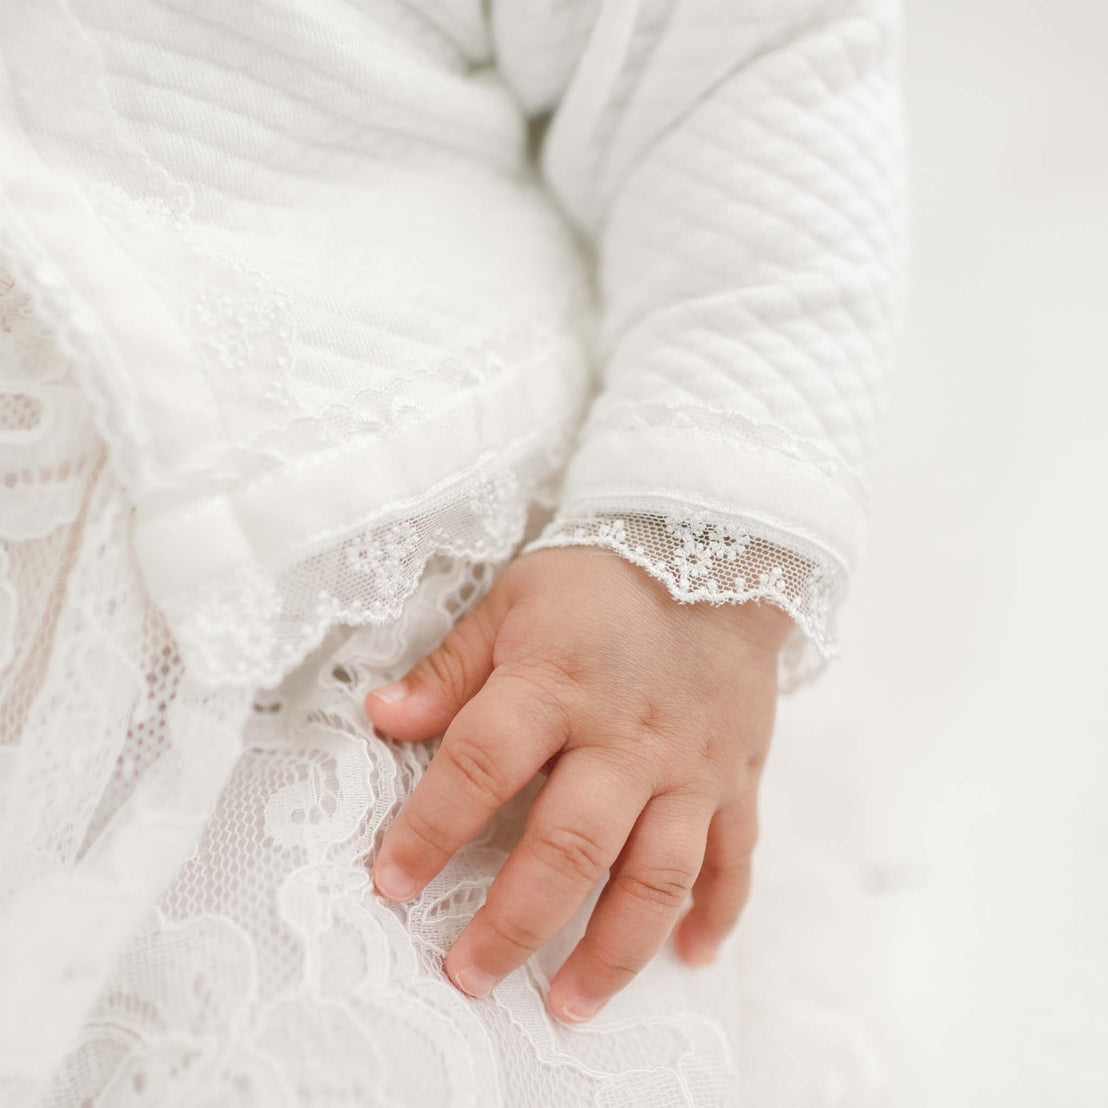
[0,0,902,1097]
[0,260,871,1107]
[526,512,843,692]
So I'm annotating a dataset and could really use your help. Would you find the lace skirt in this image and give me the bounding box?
[1,459,883,1106]
[6,473,743,1105]
[0,281,883,1108]
[106,559,756,1106]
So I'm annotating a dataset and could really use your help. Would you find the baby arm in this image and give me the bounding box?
[365,544,793,1022]
[365,0,903,1025]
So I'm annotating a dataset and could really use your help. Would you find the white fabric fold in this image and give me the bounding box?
[0,2,903,1102]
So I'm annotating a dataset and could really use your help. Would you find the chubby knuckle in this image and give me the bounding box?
[622,698,678,748]
[445,736,510,807]
[479,906,545,955]
[632,699,670,740]
[693,728,717,766]
[615,707,696,780]
[537,654,591,696]
[581,936,647,980]
[422,634,474,702]
[508,650,590,700]
[400,804,455,858]
[656,778,718,809]
[743,748,767,775]
[617,864,697,911]
[528,823,609,885]
[493,666,575,744]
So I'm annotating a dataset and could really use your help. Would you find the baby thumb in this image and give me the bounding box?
[364,603,497,742]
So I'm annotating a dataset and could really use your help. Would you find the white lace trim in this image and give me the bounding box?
[165,444,563,690]
[0,225,588,694]
[0,272,865,1108]
[524,511,845,692]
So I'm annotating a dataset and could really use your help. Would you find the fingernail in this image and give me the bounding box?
[374,862,419,900]
[560,995,604,1023]
[453,965,499,998]
[369,680,409,704]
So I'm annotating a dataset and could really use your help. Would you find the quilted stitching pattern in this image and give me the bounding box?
[0,0,903,655]
[0,6,905,1103]
[496,0,906,569]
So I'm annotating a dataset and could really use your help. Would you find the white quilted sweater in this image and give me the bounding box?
[0,0,904,689]
[0,1,904,1104]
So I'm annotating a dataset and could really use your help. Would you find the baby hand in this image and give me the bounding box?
[365,545,793,1023]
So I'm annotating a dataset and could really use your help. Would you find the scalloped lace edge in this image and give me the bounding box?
[523,511,846,693]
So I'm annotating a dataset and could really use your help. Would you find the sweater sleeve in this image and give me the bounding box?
[489,0,906,688]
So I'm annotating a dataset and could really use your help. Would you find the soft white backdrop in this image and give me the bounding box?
[770,1,1108,1103]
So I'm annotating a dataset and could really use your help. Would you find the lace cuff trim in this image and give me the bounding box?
[523,511,847,692]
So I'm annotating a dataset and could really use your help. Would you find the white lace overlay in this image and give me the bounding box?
[155,443,564,691]
[526,512,844,692]
[0,434,745,1105]
[0,0,903,1096]
[0,260,885,1106]
[35,564,748,1108]
[0,315,740,1105]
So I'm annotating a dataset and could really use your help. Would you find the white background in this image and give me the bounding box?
[772,1,1108,1103]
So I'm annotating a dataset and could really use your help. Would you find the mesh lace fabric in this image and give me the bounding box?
[0,0,902,1097]
[0,275,881,1105]
[40,568,750,1108]
[525,513,843,693]
[0,295,747,1102]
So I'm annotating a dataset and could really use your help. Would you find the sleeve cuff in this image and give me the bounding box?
[522,508,847,693]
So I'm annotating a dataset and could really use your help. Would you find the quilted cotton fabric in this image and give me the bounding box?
[0,0,903,685]
[0,1,904,1104]
[518,0,906,680]
[513,0,904,564]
